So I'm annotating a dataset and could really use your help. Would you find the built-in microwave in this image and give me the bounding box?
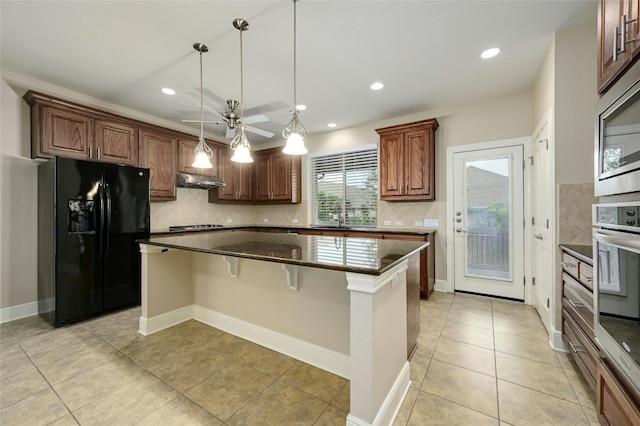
[593,202,640,395]
[595,60,640,197]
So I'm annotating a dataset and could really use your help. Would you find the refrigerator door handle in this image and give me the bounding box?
[98,184,105,258]
[105,183,112,255]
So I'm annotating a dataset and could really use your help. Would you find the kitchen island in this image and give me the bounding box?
[139,230,428,425]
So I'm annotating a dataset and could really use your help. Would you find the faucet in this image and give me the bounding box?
[337,211,345,227]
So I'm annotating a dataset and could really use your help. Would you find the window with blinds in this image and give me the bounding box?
[310,148,378,226]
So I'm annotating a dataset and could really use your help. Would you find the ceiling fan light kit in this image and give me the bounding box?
[192,42,214,169]
[282,0,308,156]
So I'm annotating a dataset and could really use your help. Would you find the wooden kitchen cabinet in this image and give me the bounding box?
[376,118,438,201]
[177,137,220,177]
[254,148,301,203]
[209,148,253,202]
[138,130,178,201]
[598,0,640,93]
[94,119,137,166]
[560,245,598,391]
[25,91,138,166]
[598,358,640,426]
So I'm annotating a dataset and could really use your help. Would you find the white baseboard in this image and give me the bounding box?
[0,301,38,324]
[434,279,449,292]
[139,304,351,379]
[138,305,194,336]
[194,305,350,379]
[550,326,568,352]
[346,361,411,426]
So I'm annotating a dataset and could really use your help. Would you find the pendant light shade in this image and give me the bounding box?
[191,43,214,169]
[282,0,308,156]
[230,18,253,163]
[230,126,254,163]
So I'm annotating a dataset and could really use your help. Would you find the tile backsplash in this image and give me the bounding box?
[558,183,598,245]
[150,188,306,230]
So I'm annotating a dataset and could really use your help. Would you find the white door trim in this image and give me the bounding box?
[446,137,530,302]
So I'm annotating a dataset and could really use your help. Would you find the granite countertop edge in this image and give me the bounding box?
[151,225,437,236]
[141,232,429,276]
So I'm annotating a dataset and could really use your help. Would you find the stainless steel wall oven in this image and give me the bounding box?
[595,60,640,197]
[593,202,640,395]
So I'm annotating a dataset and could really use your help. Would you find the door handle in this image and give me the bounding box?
[535,233,543,240]
[105,184,112,255]
[456,228,467,233]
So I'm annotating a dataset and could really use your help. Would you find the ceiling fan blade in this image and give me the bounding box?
[245,126,275,138]
[182,119,224,124]
[226,127,236,139]
[200,104,226,120]
[242,114,269,125]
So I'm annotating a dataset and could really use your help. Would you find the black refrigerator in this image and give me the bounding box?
[38,156,150,326]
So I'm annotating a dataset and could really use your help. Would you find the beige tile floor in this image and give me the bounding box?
[0,292,598,425]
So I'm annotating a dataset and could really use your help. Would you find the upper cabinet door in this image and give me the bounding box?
[271,151,293,201]
[377,118,438,201]
[38,106,93,159]
[94,120,137,166]
[379,133,405,198]
[254,154,272,201]
[598,0,640,93]
[405,129,434,198]
[177,138,219,177]
[138,130,177,201]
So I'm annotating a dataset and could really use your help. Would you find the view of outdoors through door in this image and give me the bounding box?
[453,145,524,300]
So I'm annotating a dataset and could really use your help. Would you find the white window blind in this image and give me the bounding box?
[312,236,380,269]
[311,148,378,226]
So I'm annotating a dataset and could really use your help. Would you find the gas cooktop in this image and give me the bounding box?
[168,224,225,232]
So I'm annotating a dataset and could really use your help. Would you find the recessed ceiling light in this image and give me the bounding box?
[481,48,500,59]
[370,82,384,91]
[328,123,337,128]
[161,88,176,95]
[296,104,307,111]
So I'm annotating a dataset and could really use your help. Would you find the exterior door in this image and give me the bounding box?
[453,145,525,300]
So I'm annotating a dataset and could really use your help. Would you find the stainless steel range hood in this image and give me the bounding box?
[176,173,226,189]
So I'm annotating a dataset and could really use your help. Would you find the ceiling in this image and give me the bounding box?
[1,1,597,146]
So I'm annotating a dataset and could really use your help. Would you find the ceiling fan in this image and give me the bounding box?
[183,99,275,139]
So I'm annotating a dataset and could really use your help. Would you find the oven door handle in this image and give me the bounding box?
[594,229,640,253]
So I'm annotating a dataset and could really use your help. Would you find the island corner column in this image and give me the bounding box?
[345,260,411,426]
[138,244,195,335]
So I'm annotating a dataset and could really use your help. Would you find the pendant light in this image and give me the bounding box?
[191,42,214,169]
[282,0,308,155]
[229,18,254,163]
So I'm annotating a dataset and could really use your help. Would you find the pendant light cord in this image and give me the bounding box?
[240,27,244,123]
[293,0,297,110]
[199,49,205,140]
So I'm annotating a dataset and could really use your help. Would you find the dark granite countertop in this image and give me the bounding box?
[559,244,593,263]
[140,230,429,275]
[151,225,436,236]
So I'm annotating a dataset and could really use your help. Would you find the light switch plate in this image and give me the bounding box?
[395,221,403,226]
[424,219,439,228]
[383,220,391,226]
[414,221,423,227]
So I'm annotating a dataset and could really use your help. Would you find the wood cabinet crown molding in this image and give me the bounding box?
[376,118,439,202]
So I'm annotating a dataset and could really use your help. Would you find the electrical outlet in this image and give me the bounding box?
[414,221,423,227]
[383,220,391,226]
[395,221,403,226]
[424,219,439,228]
[226,218,233,224]
[292,218,299,224]
[263,218,269,223]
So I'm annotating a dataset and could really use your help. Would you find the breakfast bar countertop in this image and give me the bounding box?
[140,230,429,276]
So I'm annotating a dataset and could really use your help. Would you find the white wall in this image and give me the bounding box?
[0,79,39,312]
